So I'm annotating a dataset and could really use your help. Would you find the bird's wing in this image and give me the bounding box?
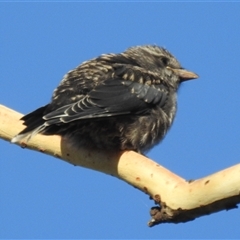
[43,78,168,124]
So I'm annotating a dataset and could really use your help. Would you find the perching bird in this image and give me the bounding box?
[12,45,198,152]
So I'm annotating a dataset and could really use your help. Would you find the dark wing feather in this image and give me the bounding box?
[43,79,168,124]
[11,54,169,144]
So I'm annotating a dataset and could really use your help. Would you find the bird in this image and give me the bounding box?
[11,45,198,153]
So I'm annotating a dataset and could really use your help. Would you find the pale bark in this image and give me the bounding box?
[0,104,240,226]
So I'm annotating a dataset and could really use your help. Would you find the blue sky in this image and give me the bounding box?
[1,2,240,239]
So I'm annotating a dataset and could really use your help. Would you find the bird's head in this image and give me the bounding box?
[123,45,198,88]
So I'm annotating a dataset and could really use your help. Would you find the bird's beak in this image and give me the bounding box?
[167,67,198,82]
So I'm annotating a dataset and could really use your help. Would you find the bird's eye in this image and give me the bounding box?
[161,57,169,66]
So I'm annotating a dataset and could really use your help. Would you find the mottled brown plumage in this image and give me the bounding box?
[12,45,198,152]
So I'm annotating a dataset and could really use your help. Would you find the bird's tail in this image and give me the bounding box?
[11,105,49,143]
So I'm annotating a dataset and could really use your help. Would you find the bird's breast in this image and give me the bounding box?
[119,93,177,152]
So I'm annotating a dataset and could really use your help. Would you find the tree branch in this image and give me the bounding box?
[1,104,240,227]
